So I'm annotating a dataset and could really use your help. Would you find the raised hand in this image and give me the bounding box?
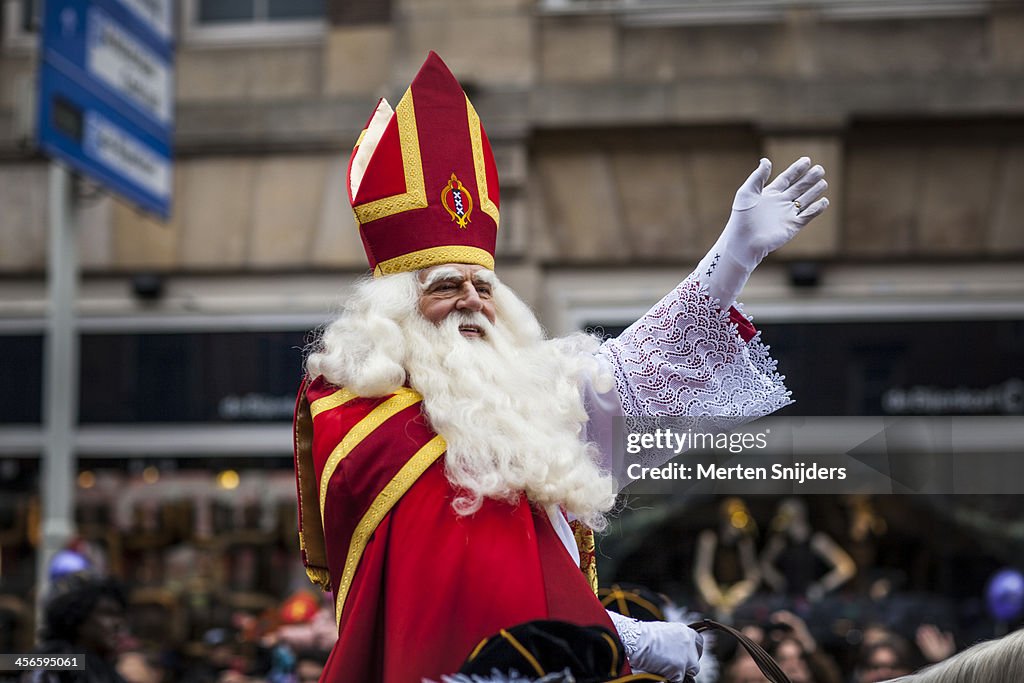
[695,157,829,308]
[732,157,828,262]
[916,624,956,663]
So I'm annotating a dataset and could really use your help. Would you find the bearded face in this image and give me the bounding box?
[305,266,616,529]
[416,264,496,339]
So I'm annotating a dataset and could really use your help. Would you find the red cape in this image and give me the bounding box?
[294,377,619,683]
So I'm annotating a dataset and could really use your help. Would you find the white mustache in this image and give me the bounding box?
[445,311,493,331]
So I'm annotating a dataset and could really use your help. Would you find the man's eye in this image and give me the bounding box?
[476,286,492,296]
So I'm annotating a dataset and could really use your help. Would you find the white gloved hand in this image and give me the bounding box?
[695,156,829,308]
[607,610,703,682]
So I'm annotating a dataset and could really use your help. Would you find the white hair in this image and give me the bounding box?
[305,271,616,530]
[305,273,419,397]
[886,629,1024,683]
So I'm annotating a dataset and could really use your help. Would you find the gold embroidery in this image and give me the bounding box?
[466,96,500,228]
[440,173,474,229]
[355,128,367,148]
[373,245,494,277]
[572,521,599,595]
[319,388,422,525]
[500,629,546,677]
[352,91,428,225]
[310,388,359,419]
[335,435,447,624]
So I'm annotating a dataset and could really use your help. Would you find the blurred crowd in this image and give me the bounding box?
[601,582,977,683]
[10,571,1023,683]
[8,495,1023,682]
[8,573,331,683]
[716,608,947,683]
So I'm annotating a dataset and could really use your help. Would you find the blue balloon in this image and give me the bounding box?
[48,549,90,581]
[986,568,1024,622]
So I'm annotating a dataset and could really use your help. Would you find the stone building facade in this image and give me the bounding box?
[2,0,1022,324]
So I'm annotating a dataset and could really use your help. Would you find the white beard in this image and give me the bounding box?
[305,273,616,529]
[400,309,616,530]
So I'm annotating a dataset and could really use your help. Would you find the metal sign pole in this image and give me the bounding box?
[33,0,175,619]
[36,162,80,613]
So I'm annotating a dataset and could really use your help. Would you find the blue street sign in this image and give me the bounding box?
[37,0,174,219]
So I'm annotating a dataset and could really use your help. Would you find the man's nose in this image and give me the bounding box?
[456,284,484,312]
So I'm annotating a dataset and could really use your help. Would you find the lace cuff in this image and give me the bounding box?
[599,275,792,420]
[606,610,641,657]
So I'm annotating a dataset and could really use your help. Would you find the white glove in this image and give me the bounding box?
[607,610,703,682]
[695,156,829,308]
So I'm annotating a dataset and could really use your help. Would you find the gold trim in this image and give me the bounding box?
[373,245,494,277]
[466,637,489,663]
[600,631,620,675]
[600,585,665,621]
[466,96,500,228]
[600,585,629,616]
[615,591,629,616]
[352,90,428,225]
[294,379,330,590]
[335,435,447,624]
[355,128,367,148]
[310,388,360,419]
[626,594,664,621]
[305,566,331,590]
[318,388,422,525]
[500,629,546,677]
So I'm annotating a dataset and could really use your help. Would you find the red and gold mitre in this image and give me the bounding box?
[348,52,500,276]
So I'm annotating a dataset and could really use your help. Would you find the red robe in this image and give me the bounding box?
[293,376,618,683]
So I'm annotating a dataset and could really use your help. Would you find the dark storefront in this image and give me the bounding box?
[1,318,1022,650]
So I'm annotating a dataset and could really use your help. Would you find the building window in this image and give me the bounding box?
[2,0,40,49]
[16,0,37,30]
[539,0,990,24]
[185,0,325,45]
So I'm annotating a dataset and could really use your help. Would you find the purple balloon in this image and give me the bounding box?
[986,568,1024,621]
[48,549,90,581]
